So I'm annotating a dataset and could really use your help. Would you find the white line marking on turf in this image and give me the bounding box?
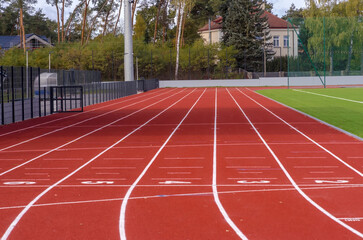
[119,88,206,240]
[0,89,195,240]
[214,88,249,240]
[0,89,185,177]
[293,89,363,104]
[242,89,363,178]
[230,88,363,238]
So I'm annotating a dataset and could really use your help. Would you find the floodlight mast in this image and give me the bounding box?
[124,0,135,82]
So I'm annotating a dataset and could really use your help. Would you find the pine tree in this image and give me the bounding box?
[221,0,272,71]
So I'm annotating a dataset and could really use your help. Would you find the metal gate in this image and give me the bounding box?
[50,86,83,113]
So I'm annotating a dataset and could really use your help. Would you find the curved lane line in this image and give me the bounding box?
[0,88,196,240]
[213,88,249,240]
[227,88,363,238]
[119,88,206,240]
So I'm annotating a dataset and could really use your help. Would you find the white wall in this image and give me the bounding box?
[160,76,363,88]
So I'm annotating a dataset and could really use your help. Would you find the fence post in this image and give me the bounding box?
[21,66,25,121]
[30,67,33,119]
[1,66,4,125]
[189,47,191,80]
[207,49,210,79]
[11,66,15,123]
[38,68,42,117]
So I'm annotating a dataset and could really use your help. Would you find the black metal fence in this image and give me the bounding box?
[0,66,159,125]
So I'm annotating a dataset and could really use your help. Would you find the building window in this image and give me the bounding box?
[284,35,289,47]
[273,36,279,47]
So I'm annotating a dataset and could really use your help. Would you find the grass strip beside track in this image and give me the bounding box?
[256,88,363,138]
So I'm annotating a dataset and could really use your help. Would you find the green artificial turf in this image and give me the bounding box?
[257,88,363,138]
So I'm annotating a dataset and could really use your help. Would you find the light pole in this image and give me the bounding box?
[124,0,135,82]
[26,49,29,97]
[49,51,53,73]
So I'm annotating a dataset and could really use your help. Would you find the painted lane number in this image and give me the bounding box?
[3,181,36,185]
[81,181,114,185]
[237,180,270,184]
[315,180,349,184]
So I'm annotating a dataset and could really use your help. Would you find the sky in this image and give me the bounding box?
[35,0,307,22]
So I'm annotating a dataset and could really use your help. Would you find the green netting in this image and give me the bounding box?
[287,17,363,87]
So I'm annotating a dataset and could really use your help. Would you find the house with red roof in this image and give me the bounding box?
[198,11,299,57]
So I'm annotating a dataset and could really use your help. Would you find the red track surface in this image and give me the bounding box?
[0,88,362,240]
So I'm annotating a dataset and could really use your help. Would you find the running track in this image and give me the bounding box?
[0,88,362,240]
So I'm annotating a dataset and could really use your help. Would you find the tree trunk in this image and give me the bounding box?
[19,8,26,52]
[113,0,122,35]
[103,0,114,36]
[81,0,90,45]
[131,0,138,24]
[61,0,65,42]
[56,3,60,43]
[86,0,109,44]
[180,10,187,47]
[175,2,184,80]
[64,0,85,40]
[153,0,164,44]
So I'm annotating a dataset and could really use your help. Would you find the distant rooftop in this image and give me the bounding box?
[0,34,51,50]
[199,12,292,32]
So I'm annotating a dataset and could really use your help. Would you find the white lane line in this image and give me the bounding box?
[0,89,186,177]
[91,167,136,170]
[95,173,120,175]
[164,157,205,160]
[228,178,277,180]
[119,88,206,240]
[226,166,271,169]
[294,166,339,169]
[159,166,204,169]
[309,171,335,174]
[286,157,327,159]
[43,158,84,161]
[303,177,354,179]
[293,89,363,104]
[0,89,195,240]
[151,178,202,180]
[214,89,249,239]
[0,159,23,161]
[24,173,49,176]
[76,178,126,180]
[0,88,167,138]
[103,158,144,161]
[229,88,363,238]
[0,89,175,152]
[225,157,266,159]
[167,172,192,175]
[1,179,50,181]
[25,168,69,170]
[1,185,363,211]
[242,89,363,178]
[238,172,263,174]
